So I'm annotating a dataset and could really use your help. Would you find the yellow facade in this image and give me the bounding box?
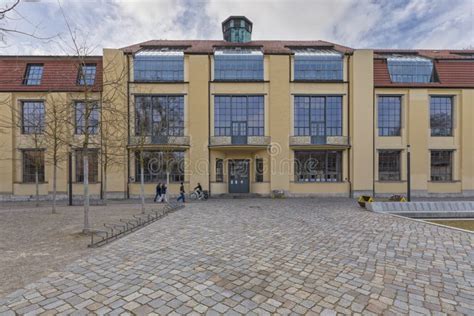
[0,43,473,201]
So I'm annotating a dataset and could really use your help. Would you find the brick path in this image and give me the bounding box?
[1,199,473,315]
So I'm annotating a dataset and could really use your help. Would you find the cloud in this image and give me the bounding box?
[1,0,472,55]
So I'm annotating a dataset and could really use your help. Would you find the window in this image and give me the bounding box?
[135,151,185,183]
[75,149,99,183]
[378,96,401,136]
[75,101,99,134]
[431,150,453,182]
[23,64,44,85]
[22,150,45,183]
[214,96,264,136]
[255,158,264,182]
[135,95,184,136]
[294,96,342,138]
[378,150,401,181]
[430,96,453,136]
[387,56,433,83]
[294,49,343,81]
[214,49,263,81]
[21,101,45,134]
[294,151,342,182]
[77,64,97,85]
[134,49,184,82]
[216,159,224,182]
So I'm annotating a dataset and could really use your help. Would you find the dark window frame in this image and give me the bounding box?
[133,53,184,82]
[74,101,100,135]
[430,150,453,182]
[23,64,44,85]
[294,55,343,81]
[216,159,224,183]
[214,95,264,137]
[214,51,264,81]
[294,95,343,137]
[430,96,453,137]
[134,151,185,183]
[378,96,402,136]
[21,101,45,134]
[255,158,264,183]
[134,95,185,137]
[75,149,99,183]
[294,151,342,183]
[77,64,97,86]
[378,150,401,181]
[22,149,45,183]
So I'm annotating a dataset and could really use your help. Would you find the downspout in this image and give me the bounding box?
[126,54,131,199]
[372,60,376,198]
[347,54,352,198]
[208,53,212,197]
[99,89,104,200]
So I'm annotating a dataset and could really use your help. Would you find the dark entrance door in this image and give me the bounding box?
[228,160,249,193]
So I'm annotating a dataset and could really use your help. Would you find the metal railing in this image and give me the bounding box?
[88,201,184,248]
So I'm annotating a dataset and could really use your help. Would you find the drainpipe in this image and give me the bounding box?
[208,53,212,197]
[347,53,352,198]
[126,54,131,199]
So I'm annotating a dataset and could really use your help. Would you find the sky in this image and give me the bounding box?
[1,0,473,55]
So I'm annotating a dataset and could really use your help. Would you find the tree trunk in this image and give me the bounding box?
[52,161,57,214]
[140,153,145,214]
[83,153,90,233]
[35,169,39,207]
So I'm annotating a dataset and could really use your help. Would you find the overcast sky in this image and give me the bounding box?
[1,0,473,55]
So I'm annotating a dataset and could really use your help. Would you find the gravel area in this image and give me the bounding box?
[0,202,163,297]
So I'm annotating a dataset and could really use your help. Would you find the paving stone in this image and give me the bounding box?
[0,199,472,315]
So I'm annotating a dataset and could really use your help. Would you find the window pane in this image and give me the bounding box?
[430,97,453,136]
[294,52,343,81]
[378,96,401,136]
[76,150,99,183]
[216,159,224,183]
[387,56,433,83]
[294,151,342,182]
[77,64,97,85]
[214,50,263,81]
[255,158,264,182]
[135,96,184,136]
[24,64,44,85]
[135,151,185,183]
[293,96,342,137]
[22,101,44,134]
[22,150,45,183]
[214,95,264,136]
[431,150,452,181]
[75,101,99,134]
[378,150,401,181]
[134,51,184,82]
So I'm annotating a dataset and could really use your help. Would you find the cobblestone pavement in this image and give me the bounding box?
[1,198,473,315]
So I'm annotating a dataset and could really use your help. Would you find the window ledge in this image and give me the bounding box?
[428,180,460,183]
[16,182,48,184]
[211,80,268,83]
[131,80,188,84]
[376,180,407,183]
[290,181,346,184]
[291,80,346,84]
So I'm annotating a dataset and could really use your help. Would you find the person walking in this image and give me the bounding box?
[154,182,162,203]
[177,182,185,203]
[159,183,168,203]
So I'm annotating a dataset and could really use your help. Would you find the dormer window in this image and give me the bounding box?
[134,48,184,82]
[23,64,44,85]
[387,55,434,83]
[214,49,263,81]
[293,49,343,81]
[77,64,97,86]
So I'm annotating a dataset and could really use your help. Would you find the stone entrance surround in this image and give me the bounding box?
[1,198,473,314]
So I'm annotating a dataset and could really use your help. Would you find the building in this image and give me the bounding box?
[0,16,473,201]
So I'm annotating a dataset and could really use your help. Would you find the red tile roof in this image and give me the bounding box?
[374,51,474,88]
[121,40,353,55]
[0,56,103,92]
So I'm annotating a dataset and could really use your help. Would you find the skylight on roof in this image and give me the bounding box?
[387,55,434,83]
[293,49,343,81]
[135,48,184,57]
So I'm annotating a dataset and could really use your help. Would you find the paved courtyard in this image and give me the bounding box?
[1,198,473,315]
